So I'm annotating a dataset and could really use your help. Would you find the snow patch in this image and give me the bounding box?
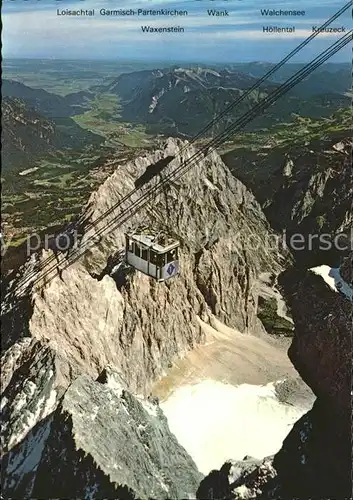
[9,397,45,449]
[140,398,158,417]
[257,273,293,324]
[8,386,57,450]
[310,265,353,300]
[105,373,124,398]
[43,388,57,417]
[161,379,306,475]
[1,397,8,411]
[12,392,29,414]
[159,479,169,492]
[234,484,251,498]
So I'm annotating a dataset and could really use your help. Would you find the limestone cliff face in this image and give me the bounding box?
[2,138,282,390]
[197,253,352,499]
[267,138,352,235]
[1,138,284,497]
[283,261,351,421]
[274,256,352,498]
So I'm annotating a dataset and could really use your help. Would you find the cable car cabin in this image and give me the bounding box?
[124,231,180,282]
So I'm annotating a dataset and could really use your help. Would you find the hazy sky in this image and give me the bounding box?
[2,0,351,62]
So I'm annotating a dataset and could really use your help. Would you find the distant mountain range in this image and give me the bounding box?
[2,96,103,171]
[2,79,93,119]
[97,66,350,137]
[2,63,350,172]
[225,62,351,91]
[98,67,275,136]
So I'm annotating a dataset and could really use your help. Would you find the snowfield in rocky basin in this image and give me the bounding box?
[161,379,307,474]
[153,318,313,475]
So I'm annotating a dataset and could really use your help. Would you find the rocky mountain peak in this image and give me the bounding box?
[1,138,288,497]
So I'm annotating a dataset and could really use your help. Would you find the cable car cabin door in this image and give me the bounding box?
[150,248,179,282]
[159,247,179,281]
[162,260,179,281]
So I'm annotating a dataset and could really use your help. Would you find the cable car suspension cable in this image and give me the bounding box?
[12,2,351,289]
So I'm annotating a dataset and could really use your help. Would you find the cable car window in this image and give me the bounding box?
[128,241,134,253]
[141,248,148,261]
[135,244,141,258]
[166,249,177,263]
[158,254,166,267]
[150,251,158,266]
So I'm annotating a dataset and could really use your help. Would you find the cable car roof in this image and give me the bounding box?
[125,231,179,254]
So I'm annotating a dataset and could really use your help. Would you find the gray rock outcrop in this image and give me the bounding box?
[2,368,203,499]
[223,131,353,267]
